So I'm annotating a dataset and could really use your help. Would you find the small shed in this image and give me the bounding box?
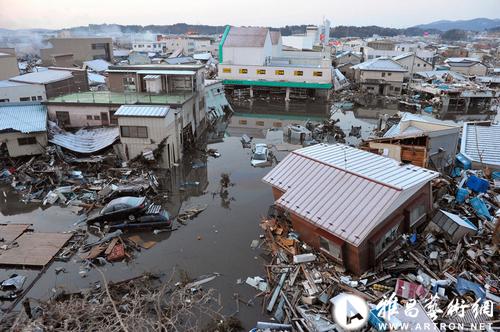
[431,209,477,243]
[0,102,47,157]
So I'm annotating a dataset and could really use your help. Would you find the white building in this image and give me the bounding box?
[114,105,181,167]
[0,80,46,103]
[218,26,334,99]
[0,103,48,157]
[444,58,488,76]
[393,53,433,78]
[364,47,435,64]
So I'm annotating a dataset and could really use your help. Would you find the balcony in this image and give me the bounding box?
[48,91,193,105]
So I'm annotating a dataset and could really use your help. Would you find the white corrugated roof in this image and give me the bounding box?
[262,144,439,246]
[83,59,111,72]
[461,122,500,168]
[0,103,47,133]
[49,125,119,154]
[9,70,72,84]
[384,112,458,138]
[351,57,407,72]
[114,105,170,117]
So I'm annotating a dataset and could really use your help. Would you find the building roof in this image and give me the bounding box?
[270,31,281,45]
[114,105,170,118]
[224,26,269,47]
[351,57,407,72]
[445,57,481,64]
[461,122,500,168]
[0,103,47,133]
[262,144,439,246]
[193,52,212,61]
[414,70,466,81]
[83,59,111,72]
[393,52,432,66]
[9,70,73,84]
[49,124,119,154]
[384,112,459,138]
[0,80,30,88]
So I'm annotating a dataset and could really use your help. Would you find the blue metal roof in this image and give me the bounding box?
[0,102,47,133]
[114,105,170,117]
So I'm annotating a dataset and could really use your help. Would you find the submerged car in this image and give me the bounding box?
[251,143,270,167]
[87,196,172,230]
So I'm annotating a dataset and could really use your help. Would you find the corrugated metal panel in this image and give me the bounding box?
[9,70,72,84]
[0,103,47,133]
[294,144,438,189]
[114,105,170,118]
[224,27,269,47]
[461,122,500,167]
[49,126,119,154]
[262,144,439,246]
[143,75,160,80]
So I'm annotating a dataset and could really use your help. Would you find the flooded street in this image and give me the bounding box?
[1,99,495,329]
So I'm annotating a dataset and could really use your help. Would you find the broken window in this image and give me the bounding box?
[93,115,100,120]
[17,137,37,145]
[381,72,386,77]
[120,126,148,138]
[410,204,426,226]
[86,115,93,120]
[375,223,400,257]
[319,236,342,261]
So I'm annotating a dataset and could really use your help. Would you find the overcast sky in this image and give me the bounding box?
[0,0,498,30]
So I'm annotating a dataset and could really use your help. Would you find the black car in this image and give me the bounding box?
[87,196,172,230]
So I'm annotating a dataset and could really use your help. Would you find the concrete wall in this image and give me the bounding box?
[41,38,113,65]
[0,131,47,157]
[0,83,46,102]
[0,55,19,80]
[218,63,332,84]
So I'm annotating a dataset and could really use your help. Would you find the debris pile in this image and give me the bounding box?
[250,167,499,331]
[5,273,242,332]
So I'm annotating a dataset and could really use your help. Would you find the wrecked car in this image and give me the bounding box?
[250,143,269,167]
[87,196,172,229]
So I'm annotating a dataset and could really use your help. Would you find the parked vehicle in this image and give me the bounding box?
[87,196,172,229]
[285,124,312,143]
[251,143,269,167]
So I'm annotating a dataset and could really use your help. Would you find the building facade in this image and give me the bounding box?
[40,37,113,66]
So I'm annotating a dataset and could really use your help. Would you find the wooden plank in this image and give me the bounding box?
[0,224,31,245]
[0,232,72,267]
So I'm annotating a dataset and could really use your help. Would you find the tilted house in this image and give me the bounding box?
[263,144,439,274]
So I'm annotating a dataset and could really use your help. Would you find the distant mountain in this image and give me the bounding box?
[414,18,500,31]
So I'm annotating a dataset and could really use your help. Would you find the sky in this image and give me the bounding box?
[0,0,499,30]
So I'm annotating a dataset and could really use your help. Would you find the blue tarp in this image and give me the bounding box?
[456,277,486,302]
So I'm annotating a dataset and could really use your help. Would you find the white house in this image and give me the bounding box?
[351,57,407,96]
[114,105,181,167]
[393,53,433,78]
[0,102,48,157]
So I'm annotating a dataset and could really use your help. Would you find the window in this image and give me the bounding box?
[56,111,70,126]
[91,43,107,50]
[410,204,426,226]
[17,137,37,145]
[387,73,392,76]
[273,122,282,128]
[238,119,247,125]
[313,71,323,77]
[222,68,231,73]
[256,121,265,126]
[109,111,118,125]
[423,64,427,68]
[319,236,342,261]
[31,96,37,101]
[0,99,9,103]
[275,69,285,75]
[394,87,400,92]
[37,96,43,101]
[20,97,30,101]
[417,63,421,67]
[239,68,248,74]
[86,115,93,120]
[381,72,386,77]
[93,115,100,120]
[256,69,266,75]
[120,126,148,138]
[294,70,303,76]
[374,223,400,257]
[123,77,136,92]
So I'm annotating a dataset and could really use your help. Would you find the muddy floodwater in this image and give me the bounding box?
[1,99,488,329]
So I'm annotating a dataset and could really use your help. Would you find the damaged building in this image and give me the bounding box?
[0,102,48,157]
[262,143,439,275]
[351,57,407,96]
[460,121,500,171]
[362,113,460,171]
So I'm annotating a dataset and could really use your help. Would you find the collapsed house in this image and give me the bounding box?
[262,143,439,274]
[0,102,47,157]
[460,122,500,171]
[362,113,460,171]
[351,57,407,96]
